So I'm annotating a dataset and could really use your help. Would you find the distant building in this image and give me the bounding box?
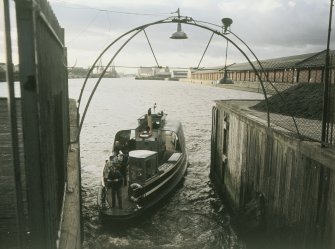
[171,69,188,79]
[68,66,89,78]
[190,50,335,84]
[0,62,6,70]
[136,66,172,80]
[191,66,223,82]
[105,64,119,78]
[137,67,154,78]
[153,66,171,79]
[0,63,20,82]
[0,63,6,81]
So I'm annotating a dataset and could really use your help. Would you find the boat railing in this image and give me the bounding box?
[137,112,167,129]
[167,152,182,162]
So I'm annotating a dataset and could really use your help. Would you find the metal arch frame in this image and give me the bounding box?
[75,15,301,142]
[77,17,171,109]
[195,20,301,138]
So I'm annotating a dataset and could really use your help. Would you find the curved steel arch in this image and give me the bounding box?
[77,18,171,109]
[195,20,301,138]
[75,15,301,142]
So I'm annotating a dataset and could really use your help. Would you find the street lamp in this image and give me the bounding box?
[219,17,233,84]
[170,8,188,39]
[221,18,233,34]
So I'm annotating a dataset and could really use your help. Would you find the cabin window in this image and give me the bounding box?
[130,161,144,182]
[145,158,157,180]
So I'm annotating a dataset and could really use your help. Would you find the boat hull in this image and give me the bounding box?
[97,152,188,222]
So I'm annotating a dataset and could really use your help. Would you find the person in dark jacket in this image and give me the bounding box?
[113,141,123,155]
[107,166,123,209]
[118,154,128,186]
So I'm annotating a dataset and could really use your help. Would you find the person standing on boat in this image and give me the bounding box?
[147,108,152,133]
[101,157,115,208]
[114,141,123,155]
[118,153,128,186]
[107,166,123,209]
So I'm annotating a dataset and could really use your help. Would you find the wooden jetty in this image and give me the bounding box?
[0,98,81,249]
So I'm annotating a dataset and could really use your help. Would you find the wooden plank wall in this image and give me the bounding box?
[15,0,69,247]
[0,98,27,249]
[212,103,335,248]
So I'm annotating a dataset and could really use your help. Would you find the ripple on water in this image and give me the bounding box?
[71,78,262,249]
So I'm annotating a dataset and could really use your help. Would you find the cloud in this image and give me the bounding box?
[50,0,168,8]
[49,0,334,72]
[1,0,333,73]
[288,1,296,8]
[219,0,283,13]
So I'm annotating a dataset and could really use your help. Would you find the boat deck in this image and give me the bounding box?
[100,124,185,218]
[103,160,179,217]
[104,185,135,214]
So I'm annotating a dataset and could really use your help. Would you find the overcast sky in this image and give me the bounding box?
[1,0,334,74]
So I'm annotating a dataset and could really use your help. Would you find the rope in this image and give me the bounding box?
[196,32,214,69]
[143,29,160,68]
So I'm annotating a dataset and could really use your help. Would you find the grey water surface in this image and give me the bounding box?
[68,78,263,249]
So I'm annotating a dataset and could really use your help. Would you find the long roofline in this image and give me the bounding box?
[193,49,335,72]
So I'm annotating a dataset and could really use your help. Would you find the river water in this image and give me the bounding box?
[67,78,263,249]
[0,79,262,248]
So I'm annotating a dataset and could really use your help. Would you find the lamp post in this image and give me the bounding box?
[170,8,188,39]
[321,0,334,146]
[222,18,233,33]
[219,18,233,84]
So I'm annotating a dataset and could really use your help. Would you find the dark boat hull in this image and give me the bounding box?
[97,152,188,222]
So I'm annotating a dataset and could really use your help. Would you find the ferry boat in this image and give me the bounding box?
[97,108,188,221]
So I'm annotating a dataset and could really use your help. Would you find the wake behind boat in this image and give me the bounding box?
[97,107,188,221]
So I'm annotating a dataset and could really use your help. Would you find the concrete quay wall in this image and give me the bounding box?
[211,99,335,248]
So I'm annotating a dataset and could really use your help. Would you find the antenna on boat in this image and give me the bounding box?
[153,103,157,113]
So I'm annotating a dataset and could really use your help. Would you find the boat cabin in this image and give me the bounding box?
[112,110,184,165]
[98,110,188,219]
[137,111,167,131]
[128,150,158,185]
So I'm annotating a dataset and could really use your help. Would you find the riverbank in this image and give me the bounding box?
[180,78,262,93]
[180,78,296,94]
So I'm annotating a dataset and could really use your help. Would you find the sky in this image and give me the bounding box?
[1,0,334,74]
